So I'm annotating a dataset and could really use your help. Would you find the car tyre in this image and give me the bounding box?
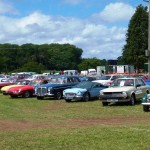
[65,99,71,102]
[129,95,135,106]
[102,102,108,106]
[55,91,62,100]
[3,93,7,95]
[143,105,149,112]
[83,92,90,102]
[37,96,44,100]
[23,91,30,98]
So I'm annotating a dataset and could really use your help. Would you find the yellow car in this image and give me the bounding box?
[1,79,30,95]
[1,85,24,95]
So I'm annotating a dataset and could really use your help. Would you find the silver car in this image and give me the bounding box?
[99,77,150,106]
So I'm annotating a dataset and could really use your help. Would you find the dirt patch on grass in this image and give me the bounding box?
[0,116,150,131]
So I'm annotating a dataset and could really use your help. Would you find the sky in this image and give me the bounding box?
[0,0,148,60]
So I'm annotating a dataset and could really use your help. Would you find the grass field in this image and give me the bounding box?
[0,94,150,150]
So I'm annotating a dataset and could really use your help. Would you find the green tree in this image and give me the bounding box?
[48,44,83,70]
[122,5,148,72]
[0,43,20,72]
[15,61,45,73]
[0,43,83,72]
[78,57,105,71]
[117,56,125,65]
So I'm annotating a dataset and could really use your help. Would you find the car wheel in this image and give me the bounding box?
[55,91,62,100]
[129,95,135,106]
[147,91,149,94]
[102,102,108,106]
[143,105,149,112]
[37,96,44,100]
[23,91,30,98]
[83,92,90,102]
[65,99,71,102]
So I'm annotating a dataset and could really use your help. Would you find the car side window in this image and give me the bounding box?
[138,79,145,86]
[67,78,71,83]
[93,83,103,88]
[135,79,139,86]
[111,76,117,80]
[72,77,80,82]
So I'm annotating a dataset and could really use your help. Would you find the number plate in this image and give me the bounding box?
[107,99,118,102]
[66,97,73,99]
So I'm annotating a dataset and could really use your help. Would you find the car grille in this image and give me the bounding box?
[103,92,123,97]
[66,93,76,97]
[37,87,47,96]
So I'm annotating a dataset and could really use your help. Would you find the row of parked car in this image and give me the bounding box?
[1,73,150,112]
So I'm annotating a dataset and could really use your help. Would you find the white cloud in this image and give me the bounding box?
[93,2,135,22]
[0,1,18,15]
[0,10,127,59]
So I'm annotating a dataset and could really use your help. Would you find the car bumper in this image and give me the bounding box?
[7,91,23,96]
[142,102,150,106]
[64,95,83,101]
[37,92,54,97]
[99,95,130,102]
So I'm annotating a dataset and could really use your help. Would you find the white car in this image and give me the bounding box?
[93,74,122,86]
[99,77,150,106]
[0,74,7,82]
[27,74,47,81]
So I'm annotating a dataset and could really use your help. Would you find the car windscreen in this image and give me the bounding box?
[111,79,134,87]
[73,81,93,88]
[48,77,64,84]
[100,75,111,80]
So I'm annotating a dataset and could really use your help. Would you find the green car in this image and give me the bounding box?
[141,94,150,112]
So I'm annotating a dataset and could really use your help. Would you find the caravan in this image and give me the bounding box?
[64,70,78,75]
[88,69,97,75]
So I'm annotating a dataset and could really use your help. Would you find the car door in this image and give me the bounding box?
[137,78,148,97]
[89,83,105,98]
[134,78,144,99]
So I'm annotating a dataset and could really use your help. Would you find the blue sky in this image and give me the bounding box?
[0,0,148,59]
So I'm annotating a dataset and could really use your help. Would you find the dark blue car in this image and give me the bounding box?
[36,75,80,100]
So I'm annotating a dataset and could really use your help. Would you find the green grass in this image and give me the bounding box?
[0,94,150,150]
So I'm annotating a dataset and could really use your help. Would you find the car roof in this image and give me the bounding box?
[117,77,142,80]
[52,75,79,78]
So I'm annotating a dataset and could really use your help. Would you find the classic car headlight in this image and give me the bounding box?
[48,87,52,91]
[122,91,127,98]
[63,90,66,95]
[100,91,104,95]
[18,89,22,92]
[77,91,82,96]
[34,87,37,91]
[14,88,22,93]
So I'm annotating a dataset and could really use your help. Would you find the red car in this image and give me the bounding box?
[6,85,34,98]
[131,74,149,82]
[6,79,49,98]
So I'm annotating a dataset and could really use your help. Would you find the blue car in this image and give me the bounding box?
[36,75,80,100]
[63,81,108,102]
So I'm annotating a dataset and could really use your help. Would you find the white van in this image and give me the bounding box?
[88,69,97,75]
[64,70,78,75]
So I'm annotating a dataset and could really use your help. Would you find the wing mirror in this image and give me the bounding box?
[136,84,141,88]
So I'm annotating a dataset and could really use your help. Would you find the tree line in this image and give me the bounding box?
[0,43,108,73]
